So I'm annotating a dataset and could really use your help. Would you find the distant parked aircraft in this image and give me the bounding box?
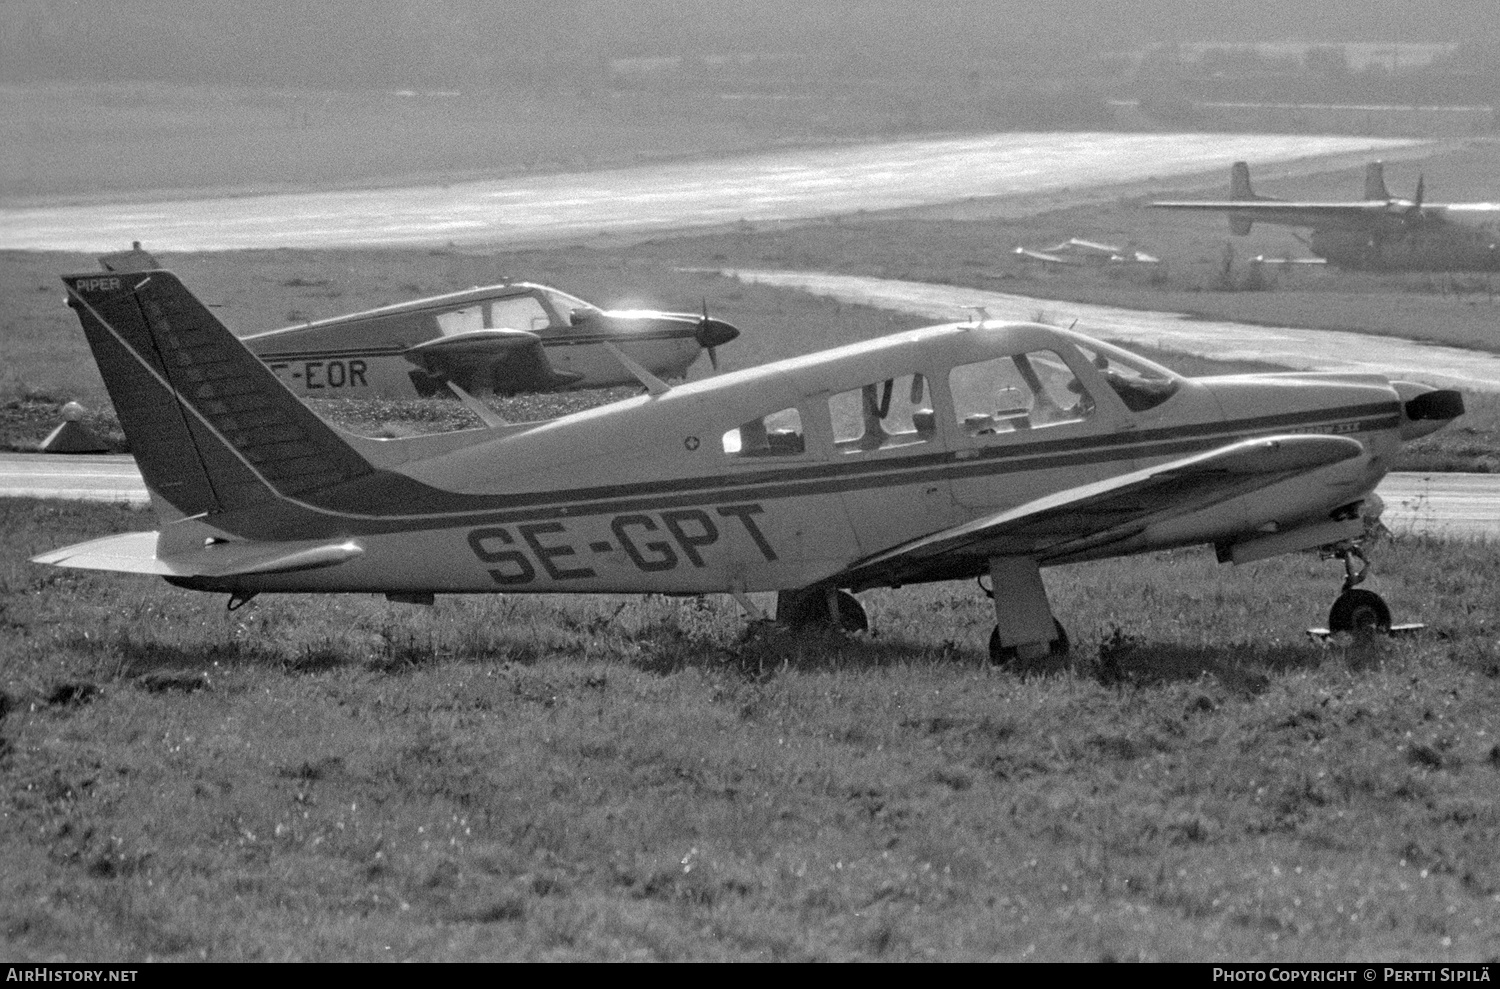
[1152,161,1500,271]
[1014,238,1160,266]
[96,247,739,398]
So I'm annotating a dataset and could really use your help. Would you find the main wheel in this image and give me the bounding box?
[1327,589,1391,637]
[989,620,1069,666]
[776,588,869,632]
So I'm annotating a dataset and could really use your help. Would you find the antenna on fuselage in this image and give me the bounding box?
[966,306,991,326]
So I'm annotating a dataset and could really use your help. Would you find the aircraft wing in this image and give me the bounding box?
[33,532,363,577]
[1150,199,1391,230]
[1012,247,1077,265]
[97,247,161,273]
[402,329,584,391]
[836,434,1365,588]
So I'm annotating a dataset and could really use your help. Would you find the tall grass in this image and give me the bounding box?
[3,501,1497,960]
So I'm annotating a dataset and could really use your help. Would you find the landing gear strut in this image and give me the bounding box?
[1322,542,1393,637]
[981,556,1069,666]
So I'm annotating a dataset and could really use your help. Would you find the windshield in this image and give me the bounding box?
[541,287,601,321]
[1067,337,1182,412]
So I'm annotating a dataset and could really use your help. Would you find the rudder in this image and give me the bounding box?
[62,271,377,521]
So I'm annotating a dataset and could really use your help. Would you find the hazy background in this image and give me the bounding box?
[6,0,1497,90]
[3,1,1498,202]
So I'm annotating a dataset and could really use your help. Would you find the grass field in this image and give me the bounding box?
[2,500,1497,960]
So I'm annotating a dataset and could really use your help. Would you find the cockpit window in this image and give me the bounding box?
[950,350,1093,436]
[1070,340,1182,412]
[435,295,553,336]
[829,374,936,453]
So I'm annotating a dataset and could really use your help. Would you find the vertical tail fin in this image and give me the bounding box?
[1228,162,1255,236]
[1364,161,1391,201]
[62,271,378,522]
[1229,161,1255,201]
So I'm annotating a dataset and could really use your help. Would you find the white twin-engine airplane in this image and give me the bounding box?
[37,270,1463,662]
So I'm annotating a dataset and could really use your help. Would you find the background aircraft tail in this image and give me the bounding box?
[1364,161,1391,201]
[1228,161,1255,235]
[62,271,381,523]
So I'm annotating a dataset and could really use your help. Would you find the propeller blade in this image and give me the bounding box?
[693,297,737,372]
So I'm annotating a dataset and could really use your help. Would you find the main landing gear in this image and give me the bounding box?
[981,556,1069,666]
[776,587,870,632]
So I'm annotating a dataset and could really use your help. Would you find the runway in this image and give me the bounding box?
[0,132,1414,252]
[1,453,1492,543]
[0,453,149,507]
[721,269,1500,395]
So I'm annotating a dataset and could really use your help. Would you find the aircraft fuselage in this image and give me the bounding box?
[166,324,1416,599]
[1308,213,1500,271]
[241,282,729,398]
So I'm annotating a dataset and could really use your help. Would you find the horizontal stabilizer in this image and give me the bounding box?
[33,531,363,577]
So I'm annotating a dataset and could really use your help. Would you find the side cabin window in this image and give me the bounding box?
[829,374,936,454]
[486,295,552,332]
[949,350,1093,437]
[723,407,805,457]
[435,296,555,336]
[435,305,485,336]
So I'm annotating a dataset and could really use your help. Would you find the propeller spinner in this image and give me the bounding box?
[695,298,739,372]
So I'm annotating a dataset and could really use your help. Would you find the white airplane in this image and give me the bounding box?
[36,269,1464,661]
[1013,238,1160,266]
[98,245,740,397]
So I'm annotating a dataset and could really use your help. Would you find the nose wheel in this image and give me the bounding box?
[1327,588,1392,636]
[1313,542,1410,639]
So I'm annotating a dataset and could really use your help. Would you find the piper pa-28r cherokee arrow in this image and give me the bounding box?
[37,269,1463,662]
[99,245,739,398]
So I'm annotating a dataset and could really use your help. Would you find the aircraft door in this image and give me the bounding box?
[828,372,962,553]
[945,347,1121,513]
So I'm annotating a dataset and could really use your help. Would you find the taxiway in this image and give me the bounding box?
[0,133,1415,252]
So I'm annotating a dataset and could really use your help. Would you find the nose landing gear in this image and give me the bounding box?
[1312,541,1417,639]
